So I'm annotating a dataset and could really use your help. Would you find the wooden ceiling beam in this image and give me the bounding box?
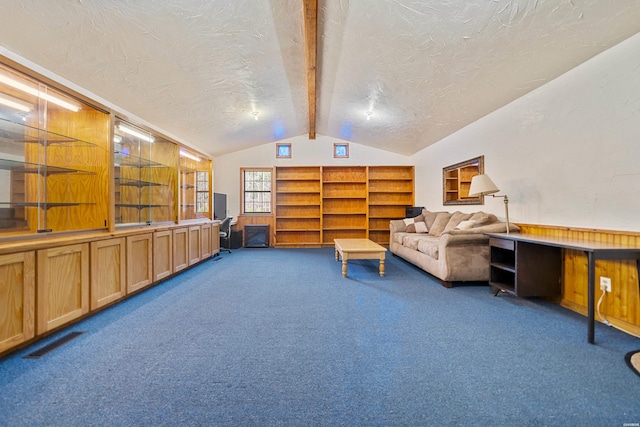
[303,0,318,140]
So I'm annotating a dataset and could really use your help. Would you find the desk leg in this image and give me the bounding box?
[587,252,595,344]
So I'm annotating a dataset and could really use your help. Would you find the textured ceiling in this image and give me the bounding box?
[1,0,640,156]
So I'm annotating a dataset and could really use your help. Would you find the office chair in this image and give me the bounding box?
[219,216,233,253]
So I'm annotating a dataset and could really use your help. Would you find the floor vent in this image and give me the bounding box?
[23,331,85,359]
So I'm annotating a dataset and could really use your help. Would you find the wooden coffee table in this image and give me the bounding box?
[334,238,387,277]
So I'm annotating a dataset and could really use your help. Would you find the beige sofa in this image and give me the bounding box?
[389,209,519,287]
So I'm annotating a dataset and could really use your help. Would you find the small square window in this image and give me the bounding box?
[334,143,349,158]
[276,143,291,158]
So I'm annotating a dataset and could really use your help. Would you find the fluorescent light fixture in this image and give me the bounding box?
[0,73,80,112]
[0,93,32,112]
[180,148,200,162]
[116,123,155,143]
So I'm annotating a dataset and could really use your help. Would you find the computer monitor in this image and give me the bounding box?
[213,193,227,220]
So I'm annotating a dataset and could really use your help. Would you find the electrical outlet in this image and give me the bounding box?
[600,276,611,292]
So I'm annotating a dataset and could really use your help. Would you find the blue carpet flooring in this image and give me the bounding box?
[1,247,639,426]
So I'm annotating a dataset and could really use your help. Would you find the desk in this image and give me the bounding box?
[486,233,640,344]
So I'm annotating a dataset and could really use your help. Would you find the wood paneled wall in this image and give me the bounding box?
[518,223,640,336]
[236,214,275,247]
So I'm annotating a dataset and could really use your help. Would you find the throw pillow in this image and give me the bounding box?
[414,221,428,233]
[469,212,498,227]
[455,220,476,230]
[403,214,424,226]
[443,211,473,233]
[406,220,428,233]
[428,212,452,237]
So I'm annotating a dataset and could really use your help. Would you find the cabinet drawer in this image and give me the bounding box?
[490,237,514,251]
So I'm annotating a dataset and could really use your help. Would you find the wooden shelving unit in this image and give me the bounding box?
[179,149,212,221]
[273,165,414,247]
[274,166,322,247]
[489,236,562,297]
[443,157,481,205]
[114,126,176,227]
[322,166,367,245]
[368,166,415,245]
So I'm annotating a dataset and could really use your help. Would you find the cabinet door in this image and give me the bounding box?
[37,244,89,334]
[211,223,220,255]
[189,225,201,265]
[173,227,189,272]
[126,233,153,293]
[0,252,35,354]
[153,230,173,281]
[201,223,212,259]
[90,238,126,310]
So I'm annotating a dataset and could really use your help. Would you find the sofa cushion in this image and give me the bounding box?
[402,235,422,250]
[470,211,498,227]
[428,212,452,237]
[417,239,439,259]
[443,211,473,233]
[422,210,445,230]
[393,232,407,245]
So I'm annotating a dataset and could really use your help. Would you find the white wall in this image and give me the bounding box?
[411,32,640,232]
[213,134,411,219]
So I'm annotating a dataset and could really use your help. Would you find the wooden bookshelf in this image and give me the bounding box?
[368,166,414,245]
[322,166,367,245]
[274,166,322,247]
[273,165,414,247]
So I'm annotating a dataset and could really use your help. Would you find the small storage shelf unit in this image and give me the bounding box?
[322,166,367,245]
[274,165,414,247]
[114,121,177,227]
[274,166,322,247]
[368,166,414,245]
[0,63,109,235]
[444,162,479,204]
[489,236,562,297]
[179,148,212,221]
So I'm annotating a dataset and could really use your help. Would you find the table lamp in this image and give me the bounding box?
[469,174,510,234]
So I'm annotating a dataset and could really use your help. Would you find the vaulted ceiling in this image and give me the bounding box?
[1,1,639,157]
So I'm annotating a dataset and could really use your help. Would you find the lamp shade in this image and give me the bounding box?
[468,174,500,197]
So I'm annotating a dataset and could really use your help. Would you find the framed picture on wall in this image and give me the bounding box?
[334,143,349,158]
[276,143,291,158]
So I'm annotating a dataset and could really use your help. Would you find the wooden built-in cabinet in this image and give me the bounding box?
[37,244,90,334]
[322,166,367,244]
[275,166,322,247]
[0,58,219,358]
[153,230,173,281]
[211,222,220,255]
[114,123,177,227]
[179,150,212,221]
[126,233,153,293]
[368,166,414,245]
[0,61,110,236]
[201,222,212,259]
[90,238,126,310]
[0,252,35,353]
[274,166,414,247]
[189,225,201,265]
[173,227,189,272]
